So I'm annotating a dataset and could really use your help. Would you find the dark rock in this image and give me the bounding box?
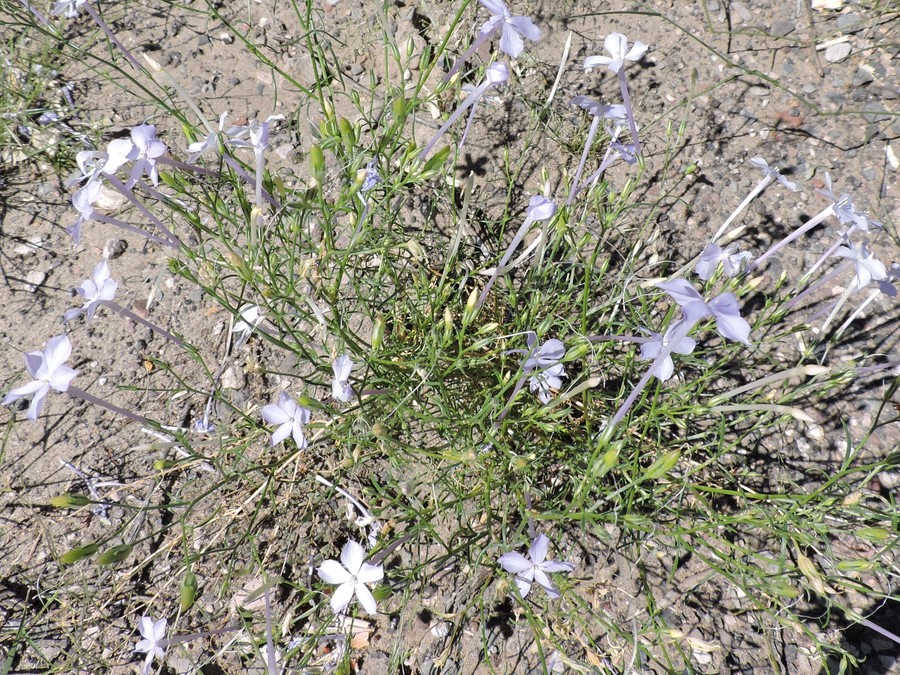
[851,67,874,87]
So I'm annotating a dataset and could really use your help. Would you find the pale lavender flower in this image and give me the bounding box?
[231,304,263,350]
[877,263,900,298]
[523,336,566,404]
[3,335,79,420]
[639,323,696,382]
[748,157,797,191]
[103,124,168,189]
[835,239,887,288]
[419,62,508,161]
[817,171,856,232]
[66,150,108,188]
[657,278,752,345]
[260,392,311,448]
[478,0,541,59]
[584,33,647,74]
[67,179,101,244]
[51,0,86,18]
[317,540,384,615]
[331,355,354,403]
[695,242,753,280]
[64,260,118,322]
[186,111,230,162]
[134,616,168,674]
[498,534,575,599]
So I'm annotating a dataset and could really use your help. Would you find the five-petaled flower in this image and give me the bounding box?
[695,242,752,280]
[231,304,263,350]
[331,355,354,403]
[639,323,697,382]
[498,534,575,599]
[64,260,118,322]
[522,336,567,404]
[478,0,541,59]
[748,157,797,192]
[317,540,384,616]
[3,335,79,420]
[260,392,311,448]
[836,238,887,289]
[51,0,86,18]
[104,124,168,189]
[584,33,647,74]
[657,278,752,345]
[134,615,168,674]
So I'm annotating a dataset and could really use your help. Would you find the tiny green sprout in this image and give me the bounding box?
[97,543,133,565]
[154,459,179,471]
[60,543,100,564]
[50,493,92,508]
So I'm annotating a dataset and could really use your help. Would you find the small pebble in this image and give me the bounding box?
[770,19,795,37]
[221,365,246,390]
[25,270,46,292]
[103,239,128,260]
[824,42,851,63]
[836,13,864,34]
[851,67,874,87]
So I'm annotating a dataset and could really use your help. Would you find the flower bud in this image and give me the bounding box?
[97,543,133,566]
[180,570,198,612]
[50,493,91,508]
[310,144,325,185]
[60,543,99,564]
[643,449,680,481]
[462,287,479,324]
[338,118,355,150]
[371,315,385,350]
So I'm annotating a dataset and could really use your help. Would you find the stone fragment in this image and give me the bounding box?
[824,42,851,63]
[25,270,46,292]
[770,19,795,37]
[221,365,246,390]
[103,239,128,260]
[851,67,874,87]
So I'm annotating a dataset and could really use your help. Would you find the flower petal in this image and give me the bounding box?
[43,335,72,376]
[329,580,355,615]
[498,551,532,575]
[318,560,352,585]
[357,562,384,584]
[499,24,525,58]
[528,534,550,564]
[533,568,560,598]
[270,422,292,447]
[355,582,379,615]
[340,540,366,575]
[604,33,628,60]
[508,15,541,42]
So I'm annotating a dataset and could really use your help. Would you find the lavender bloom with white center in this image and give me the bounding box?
[695,242,753,280]
[419,62,508,162]
[877,263,900,298]
[478,0,541,59]
[317,540,384,615]
[67,179,101,244]
[134,616,168,674]
[231,304,263,350]
[498,534,575,599]
[657,278,752,345]
[639,324,696,382]
[817,171,856,231]
[51,0,86,18]
[584,33,647,75]
[748,157,797,191]
[103,124,168,189]
[835,239,887,288]
[523,336,566,404]
[186,111,230,162]
[67,150,108,188]
[64,260,118,322]
[3,335,79,420]
[331,355,354,403]
[260,392,311,448]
